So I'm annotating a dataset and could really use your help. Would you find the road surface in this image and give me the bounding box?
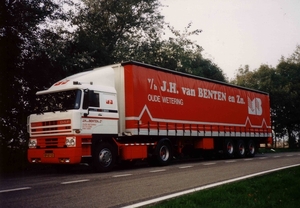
[1,152,300,207]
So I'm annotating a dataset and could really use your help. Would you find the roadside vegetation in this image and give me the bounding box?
[151,166,300,208]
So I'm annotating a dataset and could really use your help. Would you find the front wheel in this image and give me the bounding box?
[93,143,116,172]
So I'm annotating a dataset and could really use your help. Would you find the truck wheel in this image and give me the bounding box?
[154,140,173,166]
[247,140,256,157]
[93,143,116,172]
[236,140,246,158]
[224,139,235,158]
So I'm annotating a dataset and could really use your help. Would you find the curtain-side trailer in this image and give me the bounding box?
[27,61,272,172]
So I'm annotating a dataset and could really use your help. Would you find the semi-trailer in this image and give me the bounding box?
[28,61,272,172]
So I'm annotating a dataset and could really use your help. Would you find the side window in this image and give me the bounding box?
[83,90,100,109]
[90,93,100,107]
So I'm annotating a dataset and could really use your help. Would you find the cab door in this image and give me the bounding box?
[81,91,118,134]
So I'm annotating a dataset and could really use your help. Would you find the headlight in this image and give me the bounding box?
[28,139,37,148]
[66,137,76,147]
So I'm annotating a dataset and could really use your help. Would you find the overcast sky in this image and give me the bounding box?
[160,0,300,79]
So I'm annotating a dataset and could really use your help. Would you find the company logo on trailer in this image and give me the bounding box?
[248,97,262,115]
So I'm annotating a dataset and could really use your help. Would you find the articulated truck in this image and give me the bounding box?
[27,61,272,172]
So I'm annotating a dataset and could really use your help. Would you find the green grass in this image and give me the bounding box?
[150,166,300,208]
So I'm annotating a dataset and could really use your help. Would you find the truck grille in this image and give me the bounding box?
[31,119,72,135]
[36,137,66,148]
[45,138,58,148]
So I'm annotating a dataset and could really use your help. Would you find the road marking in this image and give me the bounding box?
[61,179,90,185]
[286,155,293,157]
[259,157,267,159]
[244,158,253,161]
[123,163,300,208]
[273,156,281,158]
[112,174,132,178]
[150,169,166,173]
[203,163,216,166]
[225,160,237,163]
[179,166,193,169]
[0,187,31,193]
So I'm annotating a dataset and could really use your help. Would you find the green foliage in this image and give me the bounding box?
[69,0,164,69]
[0,0,72,172]
[231,45,300,147]
[153,166,300,208]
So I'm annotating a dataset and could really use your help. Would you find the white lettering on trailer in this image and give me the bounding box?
[148,94,183,106]
[161,81,178,94]
[148,94,160,102]
[198,87,226,101]
[161,96,183,105]
[147,77,250,106]
[181,87,196,96]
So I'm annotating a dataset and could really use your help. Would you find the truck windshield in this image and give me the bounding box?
[35,89,82,113]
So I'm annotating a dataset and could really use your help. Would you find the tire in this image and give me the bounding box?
[247,140,256,157]
[236,140,246,158]
[154,140,173,166]
[93,143,116,172]
[224,139,235,158]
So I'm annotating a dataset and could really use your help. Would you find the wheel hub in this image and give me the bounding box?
[99,148,112,167]
[159,146,170,162]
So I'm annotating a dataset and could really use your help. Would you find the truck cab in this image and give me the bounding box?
[27,67,119,165]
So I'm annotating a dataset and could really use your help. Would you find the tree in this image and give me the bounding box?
[114,22,226,82]
[69,0,226,81]
[231,46,300,148]
[65,0,164,71]
[0,0,72,172]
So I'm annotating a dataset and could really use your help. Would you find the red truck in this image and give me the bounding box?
[27,61,272,172]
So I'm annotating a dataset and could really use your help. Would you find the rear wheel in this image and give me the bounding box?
[236,140,246,158]
[224,139,235,158]
[154,140,173,166]
[247,140,256,157]
[93,143,116,172]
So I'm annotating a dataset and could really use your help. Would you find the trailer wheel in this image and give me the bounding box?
[236,140,246,158]
[93,143,116,172]
[247,140,256,157]
[224,139,235,158]
[154,140,173,166]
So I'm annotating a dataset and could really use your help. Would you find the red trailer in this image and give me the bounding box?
[28,61,272,172]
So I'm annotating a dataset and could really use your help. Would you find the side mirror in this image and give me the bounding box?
[83,89,95,116]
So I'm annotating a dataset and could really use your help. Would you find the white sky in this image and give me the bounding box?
[160,0,300,79]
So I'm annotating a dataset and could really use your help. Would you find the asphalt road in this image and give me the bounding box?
[1,152,300,208]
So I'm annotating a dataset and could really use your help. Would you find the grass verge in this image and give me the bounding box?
[150,166,300,208]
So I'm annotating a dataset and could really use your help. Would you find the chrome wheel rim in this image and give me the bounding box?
[159,145,170,162]
[99,148,112,167]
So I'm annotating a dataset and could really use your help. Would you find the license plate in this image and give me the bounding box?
[44,153,55,158]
